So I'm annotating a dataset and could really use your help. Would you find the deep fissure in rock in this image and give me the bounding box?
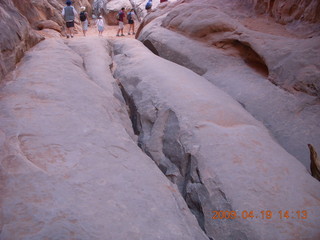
[142,40,159,56]
[214,39,269,77]
[116,81,209,234]
[117,81,141,136]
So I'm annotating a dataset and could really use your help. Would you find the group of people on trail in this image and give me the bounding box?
[62,1,89,37]
[116,8,136,37]
[63,0,171,38]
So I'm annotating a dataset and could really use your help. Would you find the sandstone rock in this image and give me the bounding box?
[36,29,62,38]
[35,20,62,32]
[136,0,320,168]
[113,38,320,240]
[12,0,65,27]
[249,0,320,24]
[0,37,209,240]
[93,0,132,25]
[11,0,94,34]
[0,0,43,82]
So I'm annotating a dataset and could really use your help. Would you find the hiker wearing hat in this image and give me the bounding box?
[145,0,152,13]
[96,16,105,36]
[62,0,77,38]
[79,6,88,36]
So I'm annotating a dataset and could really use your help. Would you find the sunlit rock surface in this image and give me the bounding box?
[113,38,320,240]
[0,37,208,240]
[137,0,320,168]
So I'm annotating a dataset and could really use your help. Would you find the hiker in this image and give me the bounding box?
[116,8,126,37]
[96,15,104,36]
[127,9,136,35]
[79,6,88,37]
[62,0,77,38]
[145,0,152,13]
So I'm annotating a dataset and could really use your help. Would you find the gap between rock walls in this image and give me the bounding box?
[115,78,212,238]
[109,49,213,240]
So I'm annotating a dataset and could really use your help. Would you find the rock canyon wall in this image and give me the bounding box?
[0,0,42,82]
[249,0,320,24]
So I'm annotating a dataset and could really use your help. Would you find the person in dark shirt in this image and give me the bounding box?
[116,8,126,37]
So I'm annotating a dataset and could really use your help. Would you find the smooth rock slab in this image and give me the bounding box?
[113,38,320,240]
[0,37,208,240]
[137,7,320,169]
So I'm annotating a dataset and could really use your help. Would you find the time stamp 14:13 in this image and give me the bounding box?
[212,210,308,220]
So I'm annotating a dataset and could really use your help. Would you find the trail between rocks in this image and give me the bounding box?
[0,26,320,240]
[0,36,209,240]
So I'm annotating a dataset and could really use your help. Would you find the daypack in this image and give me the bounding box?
[127,12,132,21]
[145,1,152,10]
[80,11,87,21]
[116,12,120,20]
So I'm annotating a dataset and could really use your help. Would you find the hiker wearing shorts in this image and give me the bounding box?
[80,6,88,37]
[62,0,77,38]
[127,9,136,35]
[116,8,125,37]
[96,16,104,36]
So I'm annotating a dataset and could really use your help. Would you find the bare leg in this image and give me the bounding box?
[66,27,71,38]
[70,27,74,37]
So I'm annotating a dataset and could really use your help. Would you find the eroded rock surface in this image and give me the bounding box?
[0,37,208,240]
[0,0,96,81]
[113,38,320,240]
[12,0,94,27]
[0,0,42,82]
[250,0,320,24]
[136,0,320,168]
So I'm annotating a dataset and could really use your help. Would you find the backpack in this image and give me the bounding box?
[116,12,120,20]
[127,12,132,21]
[80,11,86,21]
[145,1,152,10]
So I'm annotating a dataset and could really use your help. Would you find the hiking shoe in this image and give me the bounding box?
[121,34,125,36]
[67,35,70,38]
[116,34,120,37]
[133,32,135,35]
[128,32,131,35]
[71,35,74,38]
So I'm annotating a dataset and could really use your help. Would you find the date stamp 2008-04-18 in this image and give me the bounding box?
[212,210,308,220]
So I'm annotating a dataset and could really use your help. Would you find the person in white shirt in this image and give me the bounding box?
[96,16,105,36]
[62,0,77,38]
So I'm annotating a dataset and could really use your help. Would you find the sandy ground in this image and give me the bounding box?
[240,16,299,38]
[75,23,139,39]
